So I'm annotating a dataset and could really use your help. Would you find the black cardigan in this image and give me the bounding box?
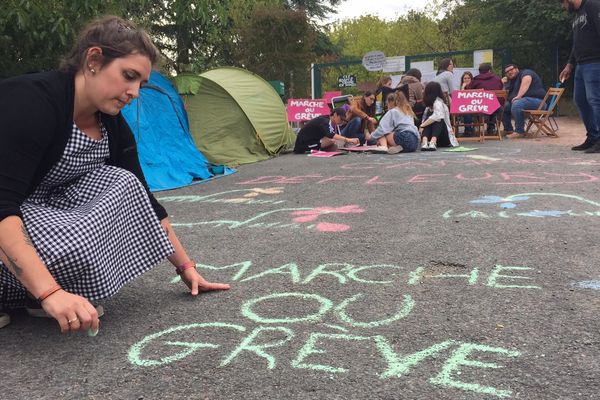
[0,70,167,222]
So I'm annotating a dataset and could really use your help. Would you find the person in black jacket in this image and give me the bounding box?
[293,108,359,153]
[0,16,229,334]
[559,0,600,152]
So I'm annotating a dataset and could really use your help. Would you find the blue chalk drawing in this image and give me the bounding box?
[572,281,600,290]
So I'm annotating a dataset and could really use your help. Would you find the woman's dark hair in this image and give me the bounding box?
[404,68,422,81]
[60,15,160,73]
[424,81,444,108]
[461,71,474,84]
[361,91,376,115]
[437,58,453,75]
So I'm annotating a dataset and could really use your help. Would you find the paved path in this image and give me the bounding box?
[2,121,599,399]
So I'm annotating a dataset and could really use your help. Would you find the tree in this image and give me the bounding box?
[234,5,317,97]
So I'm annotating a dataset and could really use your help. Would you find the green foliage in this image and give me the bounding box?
[234,5,317,97]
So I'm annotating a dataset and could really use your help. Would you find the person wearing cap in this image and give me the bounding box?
[559,0,600,152]
[293,108,359,154]
[502,64,546,138]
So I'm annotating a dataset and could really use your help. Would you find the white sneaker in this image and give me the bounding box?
[387,145,403,154]
[421,142,429,151]
[371,146,390,154]
[429,142,437,151]
[0,312,10,329]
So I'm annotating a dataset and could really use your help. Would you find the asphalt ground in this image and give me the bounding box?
[2,133,600,400]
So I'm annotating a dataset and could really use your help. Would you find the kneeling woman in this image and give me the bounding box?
[364,92,419,154]
[419,81,459,151]
[0,16,229,334]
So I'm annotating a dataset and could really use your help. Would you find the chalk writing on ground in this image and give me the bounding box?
[131,261,540,398]
[171,205,364,233]
[158,187,286,206]
[444,193,600,219]
[236,173,598,186]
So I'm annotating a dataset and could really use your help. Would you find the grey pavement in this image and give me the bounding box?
[2,137,600,400]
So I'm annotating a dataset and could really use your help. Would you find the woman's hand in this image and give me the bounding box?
[180,268,230,296]
[41,290,100,334]
[347,138,360,146]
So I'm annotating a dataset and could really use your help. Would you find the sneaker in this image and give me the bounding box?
[573,137,597,151]
[421,142,429,151]
[25,296,104,318]
[370,146,390,154]
[506,132,525,139]
[429,142,437,151]
[387,145,403,154]
[0,313,10,329]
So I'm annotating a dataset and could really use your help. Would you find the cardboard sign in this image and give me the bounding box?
[362,51,386,72]
[338,75,357,88]
[450,90,501,115]
[287,99,330,122]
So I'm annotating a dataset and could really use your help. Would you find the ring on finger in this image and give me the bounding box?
[67,317,78,324]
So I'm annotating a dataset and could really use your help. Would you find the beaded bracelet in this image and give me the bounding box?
[37,284,62,303]
[175,261,196,275]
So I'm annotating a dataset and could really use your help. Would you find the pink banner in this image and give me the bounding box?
[287,99,331,122]
[323,91,342,104]
[450,90,501,115]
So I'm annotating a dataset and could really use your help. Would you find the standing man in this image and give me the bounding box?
[559,0,600,152]
[293,108,359,154]
[502,64,546,138]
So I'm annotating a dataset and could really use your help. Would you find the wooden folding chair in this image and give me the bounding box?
[523,87,564,138]
[484,89,508,141]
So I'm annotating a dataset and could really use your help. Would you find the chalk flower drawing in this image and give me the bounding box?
[444,193,600,219]
[291,205,365,232]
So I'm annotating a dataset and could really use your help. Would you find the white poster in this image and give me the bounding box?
[410,60,435,74]
[362,51,386,72]
[383,56,406,73]
[473,49,494,68]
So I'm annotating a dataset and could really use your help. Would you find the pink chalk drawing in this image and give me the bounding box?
[291,205,364,232]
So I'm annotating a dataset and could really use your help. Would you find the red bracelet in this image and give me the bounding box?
[175,261,196,275]
[37,284,62,303]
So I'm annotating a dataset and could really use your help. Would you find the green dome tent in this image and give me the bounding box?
[172,67,295,166]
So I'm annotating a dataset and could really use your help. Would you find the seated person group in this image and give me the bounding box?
[293,61,546,155]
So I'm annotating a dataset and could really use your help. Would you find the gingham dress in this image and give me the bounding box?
[0,122,174,308]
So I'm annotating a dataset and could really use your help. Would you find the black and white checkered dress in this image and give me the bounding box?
[0,122,174,308]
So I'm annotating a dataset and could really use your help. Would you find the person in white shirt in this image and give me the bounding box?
[419,81,459,151]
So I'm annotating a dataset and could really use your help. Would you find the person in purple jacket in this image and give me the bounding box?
[470,63,504,134]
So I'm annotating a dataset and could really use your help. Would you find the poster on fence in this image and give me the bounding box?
[287,99,331,122]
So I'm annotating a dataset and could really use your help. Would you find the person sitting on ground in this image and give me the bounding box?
[419,81,459,151]
[0,16,230,334]
[433,58,455,106]
[293,108,359,154]
[459,71,475,137]
[342,91,378,145]
[400,68,426,126]
[470,63,504,134]
[364,92,420,154]
[502,63,546,138]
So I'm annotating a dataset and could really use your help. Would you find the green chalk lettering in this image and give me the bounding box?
[128,323,245,367]
[241,263,301,283]
[487,265,541,289]
[220,326,294,369]
[242,292,333,324]
[194,261,253,281]
[407,266,425,285]
[457,211,491,218]
[430,343,521,398]
[334,293,414,328]
[347,265,403,284]
[378,339,456,378]
[443,210,453,219]
[302,263,354,284]
[292,332,372,373]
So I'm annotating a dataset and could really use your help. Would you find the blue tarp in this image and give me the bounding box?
[122,71,234,192]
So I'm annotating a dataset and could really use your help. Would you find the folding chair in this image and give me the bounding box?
[331,94,353,110]
[523,86,564,138]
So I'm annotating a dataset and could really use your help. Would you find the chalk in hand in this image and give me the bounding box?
[88,328,99,337]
